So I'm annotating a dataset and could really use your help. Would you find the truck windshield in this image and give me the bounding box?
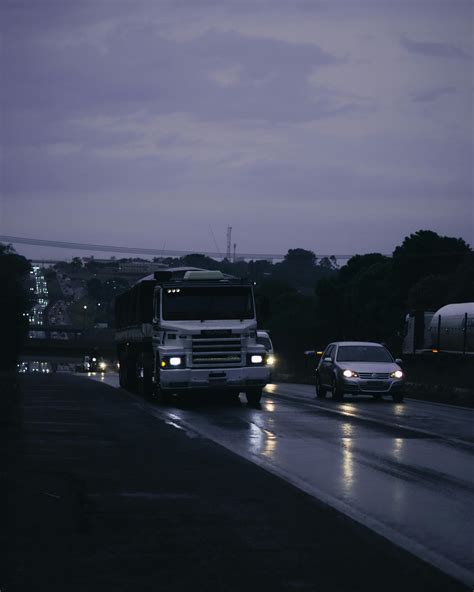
[162,286,255,321]
[336,346,393,362]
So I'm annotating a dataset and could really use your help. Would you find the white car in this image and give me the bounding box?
[315,341,405,403]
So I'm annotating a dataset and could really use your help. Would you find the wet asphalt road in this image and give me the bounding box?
[91,374,474,586]
[3,374,472,591]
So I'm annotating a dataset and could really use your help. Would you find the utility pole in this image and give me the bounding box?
[226,226,232,260]
[233,243,236,263]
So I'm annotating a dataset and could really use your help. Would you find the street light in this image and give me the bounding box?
[83,304,88,332]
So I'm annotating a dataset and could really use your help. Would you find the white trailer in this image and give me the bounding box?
[402,302,474,355]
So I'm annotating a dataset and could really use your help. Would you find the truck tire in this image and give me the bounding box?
[137,355,153,399]
[119,364,127,388]
[155,384,171,405]
[246,388,262,407]
[119,356,135,390]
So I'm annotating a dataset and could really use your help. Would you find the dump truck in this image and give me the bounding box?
[115,268,270,405]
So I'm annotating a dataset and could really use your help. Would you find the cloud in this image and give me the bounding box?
[412,86,456,103]
[400,35,470,60]
[3,24,347,125]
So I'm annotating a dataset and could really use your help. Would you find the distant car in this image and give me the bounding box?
[77,355,107,373]
[315,341,405,403]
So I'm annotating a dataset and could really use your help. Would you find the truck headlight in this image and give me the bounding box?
[391,370,403,379]
[266,355,276,366]
[161,356,185,368]
[247,353,265,365]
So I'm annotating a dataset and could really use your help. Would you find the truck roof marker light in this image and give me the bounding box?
[183,270,224,281]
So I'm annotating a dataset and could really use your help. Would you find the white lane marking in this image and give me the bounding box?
[147,401,474,587]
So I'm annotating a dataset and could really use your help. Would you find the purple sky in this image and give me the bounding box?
[2,0,473,260]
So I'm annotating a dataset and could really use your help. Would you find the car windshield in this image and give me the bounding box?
[162,286,254,321]
[336,345,393,363]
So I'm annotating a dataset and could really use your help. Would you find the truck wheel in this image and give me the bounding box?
[315,376,327,399]
[119,364,127,388]
[246,388,262,407]
[137,357,153,399]
[331,377,344,401]
[155,384,171,405]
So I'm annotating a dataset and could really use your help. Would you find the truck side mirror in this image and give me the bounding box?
[323,356,332,363]
[153,287,161,324]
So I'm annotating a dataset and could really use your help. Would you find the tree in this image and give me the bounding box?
[0,244,32,370]
[392,230,471,300]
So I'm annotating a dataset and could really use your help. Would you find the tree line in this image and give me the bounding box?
[1,229,472,372]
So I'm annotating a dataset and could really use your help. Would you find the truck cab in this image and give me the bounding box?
[115,269,270,405]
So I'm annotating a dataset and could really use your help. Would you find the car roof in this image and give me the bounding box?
[330,341,386,347]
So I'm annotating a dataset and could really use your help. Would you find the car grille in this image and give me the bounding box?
[191,336,242,367]
[358,372,391,379]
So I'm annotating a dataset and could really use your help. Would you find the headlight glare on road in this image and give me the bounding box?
[343,369,358,378]
[391,370,403,379]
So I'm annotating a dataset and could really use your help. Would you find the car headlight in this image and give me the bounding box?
[391,370,403,379]
[342,369,358,378]
[266,354,276,366]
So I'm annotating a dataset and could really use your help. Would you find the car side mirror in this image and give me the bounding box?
[324,356,332,363]
[395,358,403,364]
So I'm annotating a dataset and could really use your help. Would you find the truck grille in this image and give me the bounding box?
[358,372,390,379]
[191,336,242,367]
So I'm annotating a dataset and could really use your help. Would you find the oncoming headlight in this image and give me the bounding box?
[161,356,185,369]
[391,370,403,379]
[266,355,276,366]
[99,361,107,371]
[342,369,358,378]
[251,355,263,364]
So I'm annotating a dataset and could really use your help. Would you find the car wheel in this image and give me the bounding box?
[315,376,327,399]
[331,376,344,401]
[392,392,404,403]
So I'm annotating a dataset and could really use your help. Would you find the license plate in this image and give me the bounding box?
[364,381,385,389]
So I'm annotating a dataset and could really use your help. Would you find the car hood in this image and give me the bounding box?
[337,362,401,373]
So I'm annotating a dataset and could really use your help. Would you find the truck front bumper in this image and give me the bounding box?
[159,366,270,391]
